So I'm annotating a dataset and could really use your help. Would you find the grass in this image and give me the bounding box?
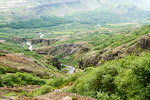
[0,42,43,61]
[0,72,45,87]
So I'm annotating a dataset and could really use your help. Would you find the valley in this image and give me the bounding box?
[1,22,150,100]
[1,0,150,100]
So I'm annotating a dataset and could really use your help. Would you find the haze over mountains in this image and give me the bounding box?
[0,0,150,24]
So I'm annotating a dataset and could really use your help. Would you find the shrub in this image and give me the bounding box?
[97,92,120,100]
[0,67,6,74]
[69,53,150,99]
[67,72,82,82]
[0,66,17,74]
[16,72,45,85]
[48,77,67,88]
[2,74,21,86]
[26,85,53,97]
[1,72,45,86]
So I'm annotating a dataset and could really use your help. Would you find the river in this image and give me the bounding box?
[62,64,75,74]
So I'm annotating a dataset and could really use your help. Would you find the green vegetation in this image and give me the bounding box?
[0,72,45,87]
[68,52,150,100]
[0,8,150,99]
[0,17,72,29]
[0,63,82,97]
[25,85,54,97]
[0,66,18,74]
[0,43,43,61]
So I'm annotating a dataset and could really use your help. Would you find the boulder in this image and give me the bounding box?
[139,34,150,49]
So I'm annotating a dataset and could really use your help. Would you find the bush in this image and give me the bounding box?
[97,92,120,100]
[26,85,53,97]
[47,77,67,88]
[16,72,45,85]
[0,67,6,74]
[1,72,45,86]
[0,66,17,74]
[69,64,119,98]
[67,72,82,82]
[69,53,150,99]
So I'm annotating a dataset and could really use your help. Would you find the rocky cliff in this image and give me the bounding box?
[35,43,89,57]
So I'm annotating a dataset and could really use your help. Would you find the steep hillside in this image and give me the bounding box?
[66,25,150,100]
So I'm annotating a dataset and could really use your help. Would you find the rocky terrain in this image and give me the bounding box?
[13,37,58,46]
[79,34,150,68]
[35,43,89,57]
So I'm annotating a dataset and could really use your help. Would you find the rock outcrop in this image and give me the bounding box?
[139,34,150,49]
[35,44,90,57]
[50,57,62,70]
[13,37,58,46]
[79,44,137,69]
[30,38,58,46]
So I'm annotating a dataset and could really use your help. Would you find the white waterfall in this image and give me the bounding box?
[26,42,32,51]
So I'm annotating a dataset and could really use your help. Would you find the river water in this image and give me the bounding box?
[26,33,76,74]
[62,64,75,74]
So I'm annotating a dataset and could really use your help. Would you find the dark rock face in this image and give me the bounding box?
[13,37,58,46]
[50,57,62,70]
[79,55,100,69]
[139,34,150,49]
[30,39,58,46]
[79,44,137,69]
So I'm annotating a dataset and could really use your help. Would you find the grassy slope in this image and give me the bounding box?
[66,25,150,100]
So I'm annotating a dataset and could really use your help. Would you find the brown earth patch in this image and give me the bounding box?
[0,53,49,76]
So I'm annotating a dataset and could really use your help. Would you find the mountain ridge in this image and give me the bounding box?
[0,0,150,25]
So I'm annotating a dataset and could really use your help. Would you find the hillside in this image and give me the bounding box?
[1,22,150,100]
[1,0,150,100]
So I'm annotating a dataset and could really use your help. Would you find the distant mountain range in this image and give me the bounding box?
[0,0,150,24]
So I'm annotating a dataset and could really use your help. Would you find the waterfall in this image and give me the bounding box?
[26,42,32,51]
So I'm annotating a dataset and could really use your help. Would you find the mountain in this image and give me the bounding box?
[0,0,150,26]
